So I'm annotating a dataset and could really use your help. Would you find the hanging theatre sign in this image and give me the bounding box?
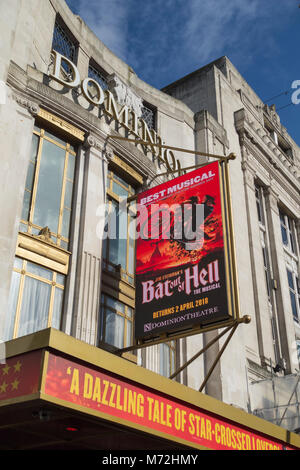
[135,161,228,339]
[134,159,244,342]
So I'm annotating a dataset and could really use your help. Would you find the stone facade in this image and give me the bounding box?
[0,0,299,430]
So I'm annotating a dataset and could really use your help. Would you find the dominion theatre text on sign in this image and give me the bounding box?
[135,161,232,339]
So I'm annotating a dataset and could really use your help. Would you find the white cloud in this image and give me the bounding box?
[184,0,295,65]
[68,0,297,88]
[75,0,132,60]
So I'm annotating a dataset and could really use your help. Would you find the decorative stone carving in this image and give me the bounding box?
[84,135,101,150]
[263,104,281,129]
[34,226,55,245]
[12,93,40,116]
[107,73,143,117]
[241,159,256,189]
[265,185,279,212]
[102,147,114,164]
[83,134,113,163]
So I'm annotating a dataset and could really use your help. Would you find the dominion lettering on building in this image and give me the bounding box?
[50,50,183,174]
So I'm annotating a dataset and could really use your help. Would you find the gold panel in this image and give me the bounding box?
[102,271,135,303]
[101,284,135,309]
[16,232,70,275]
[37,108,85,142]
[111,154,144,184]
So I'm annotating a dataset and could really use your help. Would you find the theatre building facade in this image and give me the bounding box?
[0,0,299,450]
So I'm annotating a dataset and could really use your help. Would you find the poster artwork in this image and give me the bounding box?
[135,161,231,339]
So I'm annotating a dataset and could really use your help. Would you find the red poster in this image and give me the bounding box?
[135,161,231,339]
[44,353,295,450]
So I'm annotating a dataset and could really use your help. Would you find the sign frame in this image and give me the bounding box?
[114,153,247,356]
[133,160,237,340]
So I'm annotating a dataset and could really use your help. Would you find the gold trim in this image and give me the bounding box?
[111,154,143,184]
[37,108,85,142]
[47,275,56,328]
[107,135,236,162]
[106,187,119,202]
[12,261,26,339]
[28,130,44,233]
[224,161,241,320]
[101,284,135,308]
[39,350,49,394]
[102,271,135,300]
[0,392,41,409]
[219,161,234,319]
[16,232,70,275]
[56,146,69,240]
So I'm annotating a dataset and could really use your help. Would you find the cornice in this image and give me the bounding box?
[235,108,300,193]
[11,91,40,117]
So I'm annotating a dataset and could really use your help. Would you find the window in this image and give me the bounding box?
[4,113,82,342]
[255,184,272,300]
[141,102,156,131]
[262,243,271,300]
[278,136,293,161]
[159,342,176,377]
[20,125,76,250]
[264,116,293,161]
[88,61,108,90]
[287,269,300,322]
[100,164,137,352]
[102,169,136,285]
[296,340,300,364]
[279,210,297,255]
[99,294,133,349]
[52,17,78,75]
[254,182,282,362]
[4,257,65,341]
[255,184,265,225]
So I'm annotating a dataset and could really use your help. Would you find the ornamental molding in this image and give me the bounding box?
[12,92,40,116]
[107,73,143,117]
[235,108,299,184]
[84,134,114,163]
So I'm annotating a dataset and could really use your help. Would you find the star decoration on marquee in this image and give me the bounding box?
[0,359,23,396]
[11,379,20,391]
[13,361,22,373]
[2,364,10,375]
[0,382,8,393]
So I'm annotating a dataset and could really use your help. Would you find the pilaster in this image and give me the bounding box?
[71,135,112,346]
[241,159,274,365]
[0,92,37,340]
[264,186,297,373]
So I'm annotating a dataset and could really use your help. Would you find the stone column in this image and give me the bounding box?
[0,92,38,340]
[203,330,223,400]
[241,160,274,364]
[264,186,297,373]
[70,135,112,346]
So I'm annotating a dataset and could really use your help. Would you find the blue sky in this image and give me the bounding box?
[65,0,300,146]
